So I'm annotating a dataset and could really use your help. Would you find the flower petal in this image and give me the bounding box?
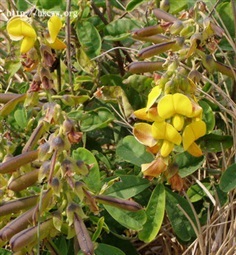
[47,15,62,43]
[160,140,174,157]
[7,17,36,40]
[152,122,181,145]
[133,123,157,147]
[20,36,36,53]
[48,37,66,50]
[158,93,193,119]
[134,108,152,121]
[172,114,184,131]
[142,157,167,178]
[187,142,203,157]
[183,120,206,150]
[146,86,162,110]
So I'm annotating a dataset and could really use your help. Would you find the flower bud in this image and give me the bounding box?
[50,177,61,196]
[169,21,184,35]
[76,160,89,176]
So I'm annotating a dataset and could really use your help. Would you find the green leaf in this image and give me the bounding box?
[219,163,236,192]
[104,175,150,199]
[5,61,21,81]
[216,2,234,37]
[176,152,204,178]
[0,249,12,255]
[80,107,115,132]
[104,204,146,231]
[187,183,211,203]
[126,0,147,11]
[14,108,28,129]
[37,0,64,10]
[95,243,125,255]
[199,100,215,133]
[76,21,102,59]
[169,0,188,13]
[104,18,141,41]
[199,133,233,153]
[16,0,37,11]
[138,183,165,242]
[116,135,154,167]
[72,148,101,192]
[165,189,196,242]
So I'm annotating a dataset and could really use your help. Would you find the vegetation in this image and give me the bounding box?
[0,0,235,254]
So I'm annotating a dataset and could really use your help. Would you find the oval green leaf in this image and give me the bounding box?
[138,183,165,243]
[104,204,146,231]
[80,107,114,132]
[72,148,101,192]
[116,136,154,167]
[199,100,215,133]
[176,152,204,178]
[76,21,101,59]
[219,163,236,192]
[95,243,125,255]
[165,188,196,242]
[104,175,150,199]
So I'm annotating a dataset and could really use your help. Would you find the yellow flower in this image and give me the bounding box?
[152,121,181,157]
[45,15,66,50]
[157,93,203,131]
[133,123,157,147]
[182,120,206,157]
[134,107,163,122]
[7,16,37,53]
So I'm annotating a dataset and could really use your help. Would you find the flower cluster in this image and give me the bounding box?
[133,78,206,189]
[6,15,66,91]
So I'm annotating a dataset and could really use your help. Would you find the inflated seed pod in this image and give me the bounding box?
[94,195,143,212]
[0,93,20,104]
[22,122,45,153]
[8,168,39,191]
[153,8,179,23]
[0,207,35,241]
[10,219,54,252]
[138,40,176,59]
[0,150,38,174]
[133,34,169,44]
[132,25,164,38]
[0,195,38,216]
[74,212,94,255]
[127,61,165,73]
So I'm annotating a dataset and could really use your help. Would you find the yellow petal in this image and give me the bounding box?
[7,17,36,40]
[133,123,157,147]
[47,15,62,43]
[187,142,203,157]
[147,107,163,122]
[152,121,181,145]
[183,120,206,150]
[134,108,152,121]
[160,140,174,157]
[172,114,184,131]
[158,93,193,119]
[146,86,162,110]
[20,36,36,53]
[48,37,66,50]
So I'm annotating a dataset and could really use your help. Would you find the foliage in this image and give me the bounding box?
[0,0,235,254]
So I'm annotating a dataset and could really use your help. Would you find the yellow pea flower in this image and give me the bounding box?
[157,93,202,130]
[152,121,182,157]
[182,120,206,157]
[45,15,66,50]
[7,16,37,53]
